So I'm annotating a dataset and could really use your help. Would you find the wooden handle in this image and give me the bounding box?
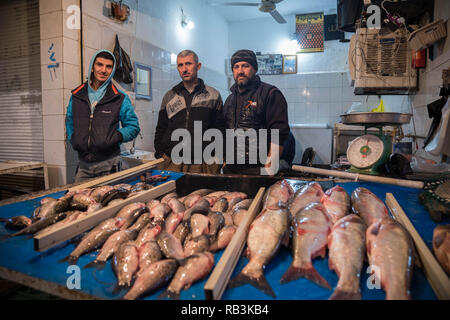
[292,165,424,189]
[68,158,164,192]
[204,187,265,300]
[385,193,450,300]
[34,180,175,252]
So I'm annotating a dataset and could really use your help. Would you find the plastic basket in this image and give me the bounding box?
[408,19,447,51]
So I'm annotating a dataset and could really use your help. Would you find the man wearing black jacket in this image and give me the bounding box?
[222,49,290,175]
[154,50,223,173]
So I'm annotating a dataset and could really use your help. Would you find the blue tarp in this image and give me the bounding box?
[0,172,441,300]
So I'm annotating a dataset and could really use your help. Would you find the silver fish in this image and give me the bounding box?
[183,234,210,257]
[209,225,236,252]
[112,241,140,288]
[127,212,152,233]
[351,187,389,226]
[432,224,450,275]
[135,221,164,248]
[228,206,289,298]
[262,180,294,210]
[321,185,350,224]
[328,214,366,300]
[190,214,210,238]
[157,231,185,260]
[288,182,324,219]
[149,203,171,221]
[137,240,163,275]
[123,259,178,300]
[115,202,148,229]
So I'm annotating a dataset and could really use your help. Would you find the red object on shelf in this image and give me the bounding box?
[412,49,426,69]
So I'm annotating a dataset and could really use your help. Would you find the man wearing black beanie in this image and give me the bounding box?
[221,49,290,175]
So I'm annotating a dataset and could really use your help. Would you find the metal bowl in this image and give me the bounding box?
[340,112,412,125]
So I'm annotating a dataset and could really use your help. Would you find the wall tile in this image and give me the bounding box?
[44,140,66,166]
[43,115,65,141]
[63,62,81,90]
[42,89,64,115]
[40,11,63,40]
[41,63,63,90]
[40,0,63,15]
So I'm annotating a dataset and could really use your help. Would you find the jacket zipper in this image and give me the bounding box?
[87,100,94,149]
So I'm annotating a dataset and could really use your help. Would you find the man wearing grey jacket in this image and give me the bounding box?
[154,50,224,173]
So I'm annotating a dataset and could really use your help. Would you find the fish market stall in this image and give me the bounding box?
[0,167,446,300]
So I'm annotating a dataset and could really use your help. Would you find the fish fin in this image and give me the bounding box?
[329,288,361,300]
[157,289,180,300]
[280,263,331,290]
[228,272,276,298]
[58,255,78,265]
[112,285,125,296]
[83,260,106,270]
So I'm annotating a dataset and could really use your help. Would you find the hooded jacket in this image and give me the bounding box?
[66,49,140,163]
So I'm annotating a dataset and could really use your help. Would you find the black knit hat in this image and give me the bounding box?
[231,49,258,72]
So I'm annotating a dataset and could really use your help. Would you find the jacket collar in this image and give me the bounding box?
[72,81,120,104]
[173,78,206,95]
[230,75,261,95]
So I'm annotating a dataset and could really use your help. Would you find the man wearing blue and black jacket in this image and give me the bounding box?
[66,50,140,182]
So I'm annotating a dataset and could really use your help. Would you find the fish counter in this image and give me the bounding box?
[0,170,444,300]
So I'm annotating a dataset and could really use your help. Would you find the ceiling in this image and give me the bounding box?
[205,0,338,23]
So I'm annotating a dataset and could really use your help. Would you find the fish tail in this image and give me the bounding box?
[228,271,276,298]
[58,255,78,265]
[157,289,180,300]
[329,288,361,300]
[83,260,106,270]
[280,263,331,289]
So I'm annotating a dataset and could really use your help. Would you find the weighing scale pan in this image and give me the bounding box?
[340,112,412,125]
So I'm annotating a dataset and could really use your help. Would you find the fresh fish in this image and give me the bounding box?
[146,199,161,211]
[40,197,57,206]
[366,217,414,300]
[227,197,245,210]
[84,229,137,269]
[59,218,119,265]
[128,213,152,233]
[229,198,253,213]
[112,241,140,288]
[87,203,103,212]
[90,185,115,202]
[160,192,178,204]
[209,225,236,252]
[228,206,290,298]
[288,182,324,219]
[130,182,152,193]
[107,198,125,207]
[173,221,190,243]
[204,191,228,206]
[212,197,228,213]
[149,203,171,221]
[115,202,148,229]
[123,259,178,300]
[190,214,210,238]
[351,187,389,226]
[100,187,130,206]
[321,185,350,224]
[189,189,215,197]
[32,197,70,221]
[114,183,133,191]
[35,211,83,236]
[137,240,163,275]
[328,214,366,300]
[232,209,248,227]
[183,234,210,257]
[157,231,185,260]
[0,215,32,230]
[183,194,202,208]
[182,198,210,221]
[263,179,294,210]
[208,211,225,238]
[223,192,248,203]
[159,252,214,300]
[280,203,331,289]
[432,224,450,275]
[165,211,184,234]
[71,193,97,211]
[135,221,164,248]
[167,198,185,214]
[223,212,234,226]
[3,212,67,239]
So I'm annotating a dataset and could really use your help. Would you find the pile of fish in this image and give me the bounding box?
[228,180,415,300]
[0,183,142,239]
[56,188,251,300]
[432,224,450,275]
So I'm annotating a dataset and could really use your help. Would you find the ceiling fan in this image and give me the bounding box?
[211,0,287,24]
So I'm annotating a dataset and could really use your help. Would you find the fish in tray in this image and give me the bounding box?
[328,214,366,300]
[262,179,294,210]
[112,240,140,289]
[83,229,138,269]
[321,185,350,224]
[59,218,119,265]
[123,259,178,300]
[432,224,450,275]
[228,206,290,298]
[209,225,236,252]
[288,182,324,219]
[0,215,32,230]
[115,202,148,230]
[280,203,332,289]
[351,187,389,227]
[158,252,215,300]
[366,217,415,300]
[137,240,163,276]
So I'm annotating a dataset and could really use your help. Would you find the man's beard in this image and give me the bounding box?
[236,75,254,89]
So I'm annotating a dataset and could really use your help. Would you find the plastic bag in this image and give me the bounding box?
[113,34,133,84]
[346,102,371,113]
[410,155,450,173]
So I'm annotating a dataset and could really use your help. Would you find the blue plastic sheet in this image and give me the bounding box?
[0,175,441,300]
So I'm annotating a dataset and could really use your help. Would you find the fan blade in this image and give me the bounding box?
[270,9,286,24]
[210,2,259,6]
